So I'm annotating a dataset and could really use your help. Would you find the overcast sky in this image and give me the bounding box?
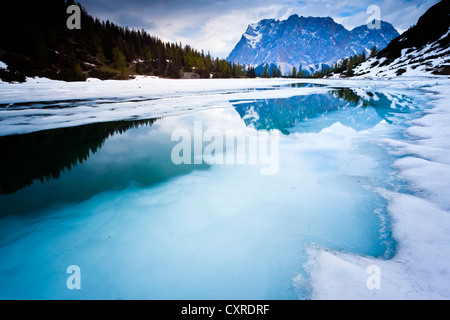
[78,0,440,58]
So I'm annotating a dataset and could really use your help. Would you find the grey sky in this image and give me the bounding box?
[78,0,440,58]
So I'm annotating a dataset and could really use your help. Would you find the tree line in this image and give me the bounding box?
[256,46,378,79]
[0,1,247,82]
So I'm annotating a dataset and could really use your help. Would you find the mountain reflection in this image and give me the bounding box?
[233,89,412,134]
[331,88,368,106]
[232,92,357,134]
[0,119,157,194]
[0,88,414,196]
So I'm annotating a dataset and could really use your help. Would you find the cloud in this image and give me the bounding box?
[78,0,440,58]
[163,4,292,58]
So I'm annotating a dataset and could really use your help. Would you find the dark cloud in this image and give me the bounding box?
[76,0,440,58]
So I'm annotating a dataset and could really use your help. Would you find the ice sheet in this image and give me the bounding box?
[0,89,397,299]
[1,76,450,299]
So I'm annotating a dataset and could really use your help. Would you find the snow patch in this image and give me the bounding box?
[244,32,263,49]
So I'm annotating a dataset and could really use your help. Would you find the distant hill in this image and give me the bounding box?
[354,0,450,77]
[227,14,399,75]
[0,1,236,82]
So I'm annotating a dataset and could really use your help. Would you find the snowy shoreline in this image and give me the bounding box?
[0,77,326,136]
[299,77,450,299]
[0,75,447,136]
[1,75,450,299]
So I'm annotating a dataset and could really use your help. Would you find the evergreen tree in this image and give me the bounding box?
[145,49,153,63]
[291,66,297,78]
[74,63,85,80]
[297,69,308,78]
[112,47,127,74]
[247,66,256,78]
[342,58,349,70]
[205,54,212,75]
[346,62,354,77]
[270,66,277,78]
[262,64,269,78]
[276,66,282,78]
[96,44,106,63]
[370,46,378,58]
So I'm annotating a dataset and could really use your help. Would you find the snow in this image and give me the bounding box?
[353,28,450,78]
[303,191,450,299]
[229,16,399,70]
[438,27,450,41]
[249,22,259,30]
[0,61,7,70]
[244,31,263,49]
[274,62,294,76]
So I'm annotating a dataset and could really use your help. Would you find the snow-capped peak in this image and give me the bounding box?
[227,15,399,75]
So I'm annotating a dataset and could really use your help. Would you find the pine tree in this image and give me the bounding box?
[205,54,212,75]
[74,62,85,80]
[370,46,378,58]
[112,47,127,74]
[297,69,307,78]
[262,64,269,78]
[247,66,256,78]
[145,49,153,63]
[276,66,282,78]
[291,66,297,78]
[270,66,277,78]
[346,62,354,77]
[342,58,349,70]
[96,45,106,63]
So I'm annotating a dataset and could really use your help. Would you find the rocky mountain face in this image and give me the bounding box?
[227,14,399,75]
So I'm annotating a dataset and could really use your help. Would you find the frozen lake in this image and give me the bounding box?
[0,77,449,299]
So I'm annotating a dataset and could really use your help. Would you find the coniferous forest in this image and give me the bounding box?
[0,1,246,82]
[0,1,375,82]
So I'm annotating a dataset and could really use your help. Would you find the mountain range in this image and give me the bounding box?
[0,1,447,82]
[227,15,399,75]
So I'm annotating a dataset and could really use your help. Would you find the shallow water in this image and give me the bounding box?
[0,86,425,299]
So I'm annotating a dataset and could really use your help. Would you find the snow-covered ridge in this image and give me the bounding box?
[353,1,450,79]
[354,26,450,78]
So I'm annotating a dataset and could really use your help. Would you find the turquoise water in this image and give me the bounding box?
[0,86,422,299]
